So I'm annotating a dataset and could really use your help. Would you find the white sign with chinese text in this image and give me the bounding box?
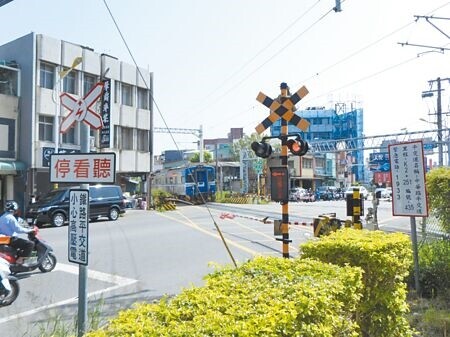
[388,141,428,217]
[50,153,116,183]
[68,189,89,265]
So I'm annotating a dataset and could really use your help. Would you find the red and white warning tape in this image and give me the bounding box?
[219,212,312,227]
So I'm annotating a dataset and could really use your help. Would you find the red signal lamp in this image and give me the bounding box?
[287,138,309,156]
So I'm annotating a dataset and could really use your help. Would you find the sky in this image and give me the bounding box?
[1,0,450,156]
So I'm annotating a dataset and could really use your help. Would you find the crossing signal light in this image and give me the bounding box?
[251,141,272,158]
[287,138,309,156]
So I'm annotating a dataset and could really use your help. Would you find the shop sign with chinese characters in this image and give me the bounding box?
[388,141,428,217]
[68,189,89,265]
[50,153,116,184]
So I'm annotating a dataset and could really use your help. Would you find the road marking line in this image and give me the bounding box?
[157,211,260,256]
[0,263,138,325]
[55,263,137,286]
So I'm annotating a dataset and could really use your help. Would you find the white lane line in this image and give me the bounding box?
[0,263,138,324]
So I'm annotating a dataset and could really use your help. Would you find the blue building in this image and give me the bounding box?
[271,104,365,184]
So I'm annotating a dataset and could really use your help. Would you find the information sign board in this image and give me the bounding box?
[68,189,89,265]
[388,141,428,217]
[50,152,116,184]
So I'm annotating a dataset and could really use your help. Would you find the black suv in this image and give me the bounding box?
[25,185,126,227]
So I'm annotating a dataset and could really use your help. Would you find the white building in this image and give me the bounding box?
[0,33,153,208]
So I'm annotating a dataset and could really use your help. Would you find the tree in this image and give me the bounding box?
[189,151,212,163]
[426,166,450,233]
[230,133,276,161]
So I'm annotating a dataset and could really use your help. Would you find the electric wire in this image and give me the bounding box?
[196,0,322,110]
[209,1,450,132]
[302,55,421,105]
[197,4,338,119]
[102,0,238,267]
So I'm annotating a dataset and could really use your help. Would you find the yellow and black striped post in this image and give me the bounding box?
[280,87,291,258]
[352,187,362,229]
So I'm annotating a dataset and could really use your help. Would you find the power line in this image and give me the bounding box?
[101,0,238,266]
[194,3,338,120]
[209,1,450,132]
[197,0,322,107]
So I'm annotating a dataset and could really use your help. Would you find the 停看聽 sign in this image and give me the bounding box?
[50,152,116,183]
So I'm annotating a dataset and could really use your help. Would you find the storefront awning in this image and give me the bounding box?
[0,161,26,173]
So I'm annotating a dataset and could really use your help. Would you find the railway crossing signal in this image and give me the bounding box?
[255,82,310,134]
[253,82,310,259]
[251,134,309,159]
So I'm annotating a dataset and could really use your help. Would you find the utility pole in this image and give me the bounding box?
[437,77,443,166]
[422,77,450,167]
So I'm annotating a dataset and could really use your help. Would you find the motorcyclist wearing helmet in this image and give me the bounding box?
[0,201,34,265]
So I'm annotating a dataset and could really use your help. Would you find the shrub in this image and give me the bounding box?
[86,257,364,337]
[426,167,450,233]
[300,228,413,337]
[411,240,450,299]
[151,189,173,211]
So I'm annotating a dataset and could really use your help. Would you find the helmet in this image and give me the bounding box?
[280,82,289,89]
[4,200,18,213]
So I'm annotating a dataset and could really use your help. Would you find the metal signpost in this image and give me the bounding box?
[49,81,111,337]
[388,140,429,294]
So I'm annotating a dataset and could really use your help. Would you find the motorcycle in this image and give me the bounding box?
[0,225,57,274]
[0,256,19,306]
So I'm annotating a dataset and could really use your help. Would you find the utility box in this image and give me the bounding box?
[274,219,282,236]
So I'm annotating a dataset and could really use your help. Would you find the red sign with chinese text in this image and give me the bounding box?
[50,153,116,183]
[373,172,391,185]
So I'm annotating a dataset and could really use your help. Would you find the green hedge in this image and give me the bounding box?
[412,240,450,299]
[300,229,413,337]
[86,257,363,337]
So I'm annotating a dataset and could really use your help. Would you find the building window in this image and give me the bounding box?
[121,127,134,150]
[315,157,325,168]
[62,125,76,144]
[137,129,149,152]
[0,67,19,96]
[121,83,133,106]
[39,63,54,89]
[63,69,77,94]
[83,74,96,94]
[302,158,312,169]
[38,115,53,141]
[137,88,149,109]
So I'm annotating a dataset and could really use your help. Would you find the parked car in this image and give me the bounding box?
[345,186,369,200]
[289,188,306,202]
[25,185,126,227]
[374,187,392,199]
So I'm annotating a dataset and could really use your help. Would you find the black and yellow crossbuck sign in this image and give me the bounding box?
[255,85,310,134]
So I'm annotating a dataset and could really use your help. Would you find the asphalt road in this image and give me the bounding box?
[0,199,410,336]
